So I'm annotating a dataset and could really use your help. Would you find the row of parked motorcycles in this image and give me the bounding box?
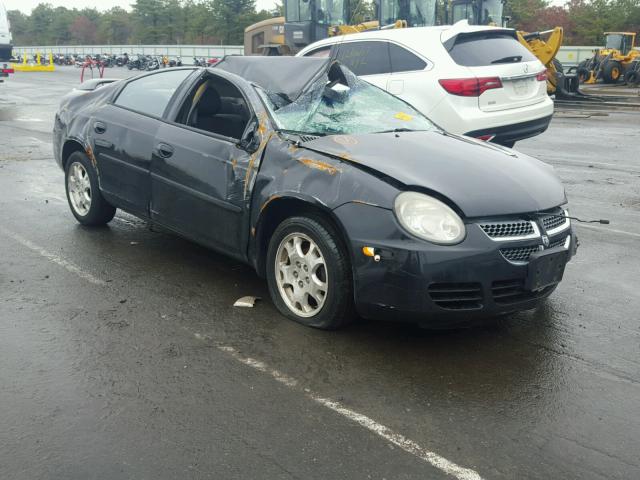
[12,53,220,70]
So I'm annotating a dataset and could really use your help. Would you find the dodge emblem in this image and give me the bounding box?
[541,235,550,247]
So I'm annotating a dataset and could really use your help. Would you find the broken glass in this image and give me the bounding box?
[256,66,435,136]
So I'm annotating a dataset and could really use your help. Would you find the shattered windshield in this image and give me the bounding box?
[256,66,435,136]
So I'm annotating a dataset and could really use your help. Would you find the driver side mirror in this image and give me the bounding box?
[238,120,261,153]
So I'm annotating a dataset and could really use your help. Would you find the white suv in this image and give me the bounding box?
[297,21,553,147]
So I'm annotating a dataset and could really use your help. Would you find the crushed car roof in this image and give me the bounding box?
[214,56,332,102]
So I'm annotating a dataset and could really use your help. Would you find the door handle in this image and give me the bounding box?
[156,143,174,159]
[94,122,107,134]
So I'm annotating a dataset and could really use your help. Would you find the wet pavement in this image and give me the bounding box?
[1,67,639,480]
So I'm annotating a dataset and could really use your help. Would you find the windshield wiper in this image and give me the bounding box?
[375,128,420,134]
[278,129,325,137]
[491,55,523,64]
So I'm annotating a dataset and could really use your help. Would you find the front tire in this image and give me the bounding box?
[602,60,622,84]
[266,216,354,329]
[65,151,116,226]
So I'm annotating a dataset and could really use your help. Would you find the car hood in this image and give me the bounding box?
[300,131,566,218]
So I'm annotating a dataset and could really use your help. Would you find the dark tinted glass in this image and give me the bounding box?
[333,41,391,76]
[389,43,427,72]
[447,32,537,67]
[115,69,193,117]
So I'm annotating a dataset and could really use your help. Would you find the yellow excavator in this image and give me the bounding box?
[576,32,640,84]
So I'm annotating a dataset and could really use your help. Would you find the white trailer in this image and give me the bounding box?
[0,2,12,62]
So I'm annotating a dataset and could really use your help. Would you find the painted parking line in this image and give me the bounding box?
[0,227,107,286]
[207,340,484,480]
[576,223,640,238]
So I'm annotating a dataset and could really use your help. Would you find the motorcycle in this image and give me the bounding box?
[146,56,161,71]
[127,54,148,70]
[168,56,183,67]
[116,53,129,67]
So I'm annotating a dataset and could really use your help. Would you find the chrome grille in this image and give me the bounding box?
[542,214,565,231]
[500,245,540,263]
[549,236,567,249]
[480,221,535,239]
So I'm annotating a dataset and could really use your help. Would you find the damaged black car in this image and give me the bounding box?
[53,56,577,329]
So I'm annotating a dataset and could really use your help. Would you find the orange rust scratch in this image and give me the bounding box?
[85,145,97,168]
[243,131,274,198]
[260,195,281,213]
[298,157,340,175]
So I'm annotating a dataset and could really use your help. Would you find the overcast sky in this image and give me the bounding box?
[3,0,280,14]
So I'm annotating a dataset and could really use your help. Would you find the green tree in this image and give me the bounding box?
[6,10,29,45]
[98,7,133,44]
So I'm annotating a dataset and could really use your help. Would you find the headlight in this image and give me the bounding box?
[394,192,465,245]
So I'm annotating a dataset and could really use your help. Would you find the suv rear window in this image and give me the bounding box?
[445,32,537,67]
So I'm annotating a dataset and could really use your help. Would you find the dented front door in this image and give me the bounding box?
[150,122,245,254]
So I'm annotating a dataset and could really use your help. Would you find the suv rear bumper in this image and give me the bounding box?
[465,115,553,146]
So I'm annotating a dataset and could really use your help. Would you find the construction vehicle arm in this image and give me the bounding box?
[517,27,564,95]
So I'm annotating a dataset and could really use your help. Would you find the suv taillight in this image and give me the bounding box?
[438,77,503,97]
[536,70,547,81]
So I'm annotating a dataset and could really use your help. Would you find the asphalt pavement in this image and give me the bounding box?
[1,66,639,480]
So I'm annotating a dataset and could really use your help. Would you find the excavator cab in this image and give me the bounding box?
[450,0,506,27]
[284,0,349,53]
[604,32,636,56]
[378,0,436,28]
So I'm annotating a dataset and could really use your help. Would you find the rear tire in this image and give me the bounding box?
[602,60,622,84]
[266,215,355,329]
[626,70,639,86]
[65,151,116,226]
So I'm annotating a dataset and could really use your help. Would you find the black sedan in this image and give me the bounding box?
[53,56,577,329]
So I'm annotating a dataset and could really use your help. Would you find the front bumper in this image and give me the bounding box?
[333,202,577,327]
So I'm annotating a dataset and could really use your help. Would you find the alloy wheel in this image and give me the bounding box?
[67,161,92,216]
[275,233,328,318]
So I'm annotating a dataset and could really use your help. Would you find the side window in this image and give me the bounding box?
[176,76,251,140]
[305,46,332,58]
[389,43,427,73]
[114,69,193,117]
[333,41,391,76]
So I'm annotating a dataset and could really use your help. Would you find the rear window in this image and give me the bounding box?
[445,32,537,67]
[114,69,193,117]
[389,43,427,72]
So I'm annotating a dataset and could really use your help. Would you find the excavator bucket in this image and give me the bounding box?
[518,27,596,101]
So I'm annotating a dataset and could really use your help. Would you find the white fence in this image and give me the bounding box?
[11,44,638,66]
[12,44,244,58]
[555,46,600,67]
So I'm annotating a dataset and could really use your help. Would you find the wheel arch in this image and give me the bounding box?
[61,138,89,171]
[253,195,354,281]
